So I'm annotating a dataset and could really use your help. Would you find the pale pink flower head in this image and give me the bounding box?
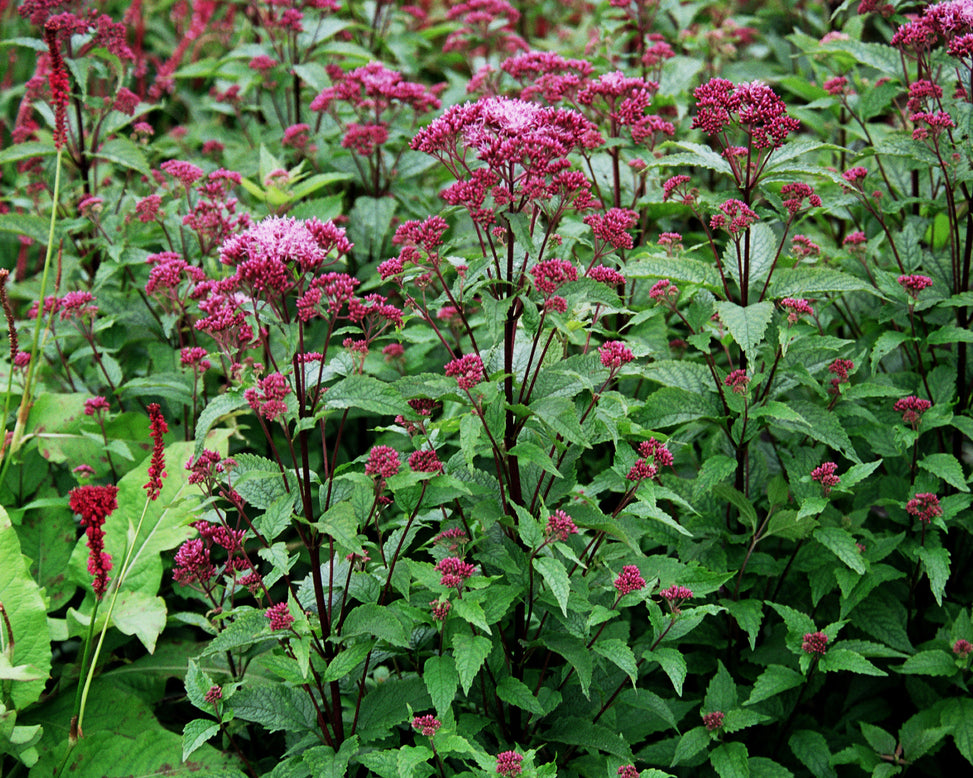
[953,638,973,658]
[409,449,444,474]
[724,369,750,395]
[84,396,111,416]
[245,373,291,421]
[659,584,693,613]
[781,297,814,323]
[617,767,639,778]
[584,208,638,250]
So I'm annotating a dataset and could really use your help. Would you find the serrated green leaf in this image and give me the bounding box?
[711,741,750,778]
[423,654,458,716]
[860,722,896,754]
[533,556,570,618]
[715,301,775,368]
[918,453,969,492]
[228,684,318,732]
[644,646,687,695]
[656,140,734,174]
[497,675,545,715]
[195,391,248,457]
[943,697,973,765]
[813,526,866,574]
[182,719,220,761]
[671,726,711,766]
[705,661,738,713]
[549,716,632,758]
[745,665,804,705]
[626,255,723,289]
[531,396,587,446]
[789,730,836,778]
[509,441,562,478]
[712,484,758,532]
[325,374,403,416]
[767,267,876,297]
[323,641,372,683]
[342,603,410,647]
[820,647,886,675]
[451,632,491,695]
[693,455,737,499]
[453,596,491,634]
[542,633,592,698]
[898,650,957,676]
[593,638,639,685]
[94,136,152,177]
[767,601,817,637]
[919,546,950,606]
[201,610,269,656]
[725,600,764,651]
[642,360,718,394]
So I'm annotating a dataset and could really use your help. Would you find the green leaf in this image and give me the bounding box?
[347,195,396,259]
[813,526,867,574]
[508,441,562,478]
[942,697,973,765]
[642,361,717,394]
[819,648,886,675]
[302,736,359,778]
[549,716,632,758]
[777,400,860,463]
[626,255,723,290]
[182,719,220,761]
[0,506,51,709]
[918,453,969,492]
[766,602,816,638]
[423,654,458,716]
[593,638,638,685]
[342,603,410,647]
[323,641,372,683]
[657,140,733,174]
[325,375,403,417]
[745,665,804,705]
[452,597,491,634]
[201,610,269,656]
[110,591,167,653]
[712,484,758,532]
[694,455,737,499]
[643,647,687,695]
[356,676,431,741]
[711,742,750,778]
[637,386,722,427]
[94,137,152,177]
[671,726,711,766]
[451,632,492,695]
[0,141,57,165]
[705,661,738,713]
[919,546,950,606]
[194,391,248,457]
[542,633,592,698]
[898,650,957,676]
[714,301,775,368]
[533,556,570,618]
[497,675,545,715]
[725,600,764,651]
[789,730,836,778]
[860,722,896,754]
[227,684,318,732]
[530,396,587,446]
[767,267,876,297]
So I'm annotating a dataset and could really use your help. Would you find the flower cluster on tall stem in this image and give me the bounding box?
[144,403,168,500]
[69,485,118,599]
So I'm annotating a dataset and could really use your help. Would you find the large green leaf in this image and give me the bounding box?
[0,506,51,709]
[714,301,775,368]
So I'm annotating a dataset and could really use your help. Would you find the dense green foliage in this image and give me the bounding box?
[0,0,972,776]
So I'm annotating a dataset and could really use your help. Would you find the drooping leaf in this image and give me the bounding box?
[745,665,804,705]
[714,301,775,368]
[451,632,492,695]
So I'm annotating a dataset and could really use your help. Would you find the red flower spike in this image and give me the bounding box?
[144,403,168,500]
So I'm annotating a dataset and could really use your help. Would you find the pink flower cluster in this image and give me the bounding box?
[614,565,647,596]
[245,373,291,421]
[894,395,932,427]
[69,485,118,599]
[802,631,829,655]
[897,274,934,298]
[811,462,840,495]
[906,493,943,524]
[724,369,750,395]
[411,714,441,737]
[828,358,855,395]
[366,446,401,480]
[144,403,168,500]
[660,584,693,613]
[711,199,758,235]
[445,354,485,390]
[692,77,800,149]
[265,602,294,631]
[599,340,634,370]
[781,297,814,323]
[409,449,444,474]
[546,509,579,542]
[703,711,725,731]
[436,556,476,588]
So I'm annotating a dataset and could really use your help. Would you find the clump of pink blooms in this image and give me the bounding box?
[802,631,829,655]
[614,565,647,596]
[894,395,931,427]
[906,493,943,524]
[436,557,476,588]
[811,462,840,495]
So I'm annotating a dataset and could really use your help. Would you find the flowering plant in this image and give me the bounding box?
[0,0,972,776]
